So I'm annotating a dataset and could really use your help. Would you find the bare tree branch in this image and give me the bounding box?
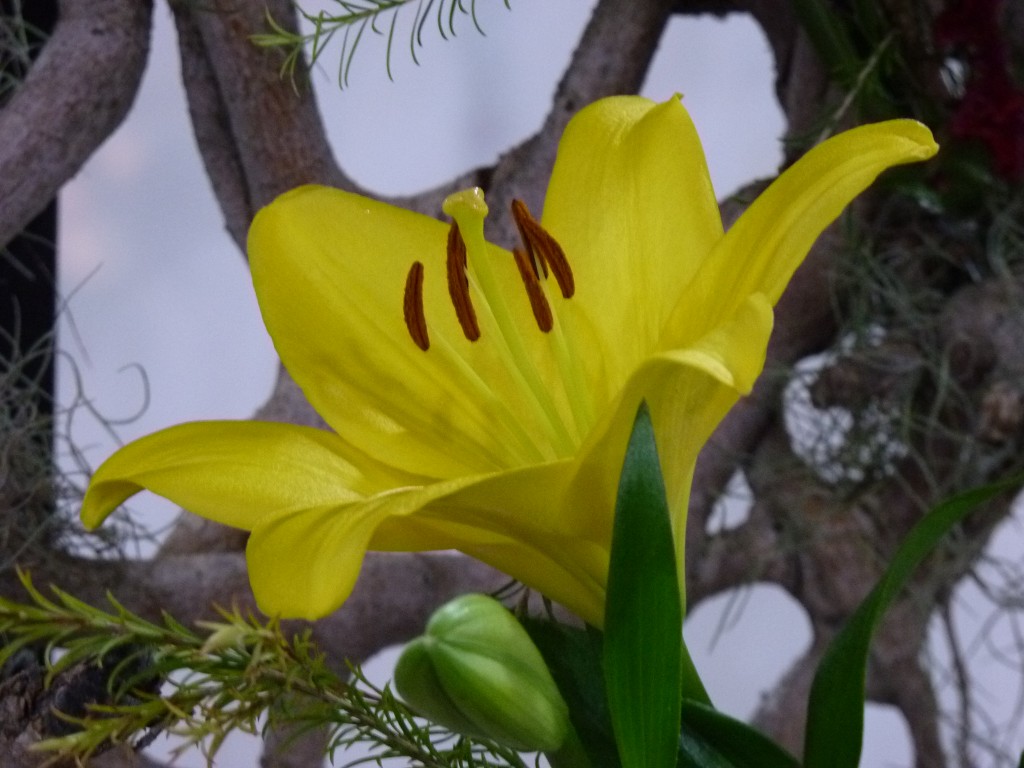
[0,0,152,252]
[751,633,829,756]
[170,0,352,251]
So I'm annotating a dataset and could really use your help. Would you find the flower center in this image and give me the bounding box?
[401,190,576,349]
[400,187,593,459]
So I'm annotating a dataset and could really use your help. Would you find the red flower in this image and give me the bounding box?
[935,0,1024,180]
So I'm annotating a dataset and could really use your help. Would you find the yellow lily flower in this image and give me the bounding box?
[80,96,937,625]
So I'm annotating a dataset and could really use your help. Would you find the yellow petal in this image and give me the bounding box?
[573,294,775,602]
[247,499,403,620]
[668,119,938,344]
[247,464,608,623]
[541,95,724,405]
[405,465,610,623]
[646,294,773,512]
[248,187,573,480]
[456,536,608,626]
[80,421,369,530]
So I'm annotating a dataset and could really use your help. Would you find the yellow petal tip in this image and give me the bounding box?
[887,119,940,159]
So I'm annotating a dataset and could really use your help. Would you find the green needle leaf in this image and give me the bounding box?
[803,475,1023,768]
[257,0,510,89]
[603,402,683,768]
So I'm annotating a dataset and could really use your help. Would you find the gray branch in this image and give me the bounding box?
[170,0,352,251]
[0,0,152,252]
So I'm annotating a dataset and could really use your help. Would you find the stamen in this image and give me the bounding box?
[512,247,554,332]
[443,187,580,455]
[446,222,481,342]
[510,199,546,279]
[538,237,575,299]
[510,199,575,299]
[403,261,429,351]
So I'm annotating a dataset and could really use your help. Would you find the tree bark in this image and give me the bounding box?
[0,0,152,251]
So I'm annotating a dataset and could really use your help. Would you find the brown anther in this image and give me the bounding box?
[446,222,481,342]
[510,199,546,279]
[403,261,429,351]
[512,247,554,332]
[510,199,575,299]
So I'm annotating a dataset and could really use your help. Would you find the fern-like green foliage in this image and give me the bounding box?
[251,0,512,88]
[0,571,528,767]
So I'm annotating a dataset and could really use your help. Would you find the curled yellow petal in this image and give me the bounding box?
[245,464,609,623]
[669,119,938,345]
[81,421,372,531]
[574,293,775,603]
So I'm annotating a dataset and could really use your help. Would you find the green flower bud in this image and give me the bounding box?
[394,594,570,752]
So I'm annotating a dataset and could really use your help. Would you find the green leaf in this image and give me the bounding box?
[680,636,712,707]
[678,728,734,768]
[523,620,620,768]
[803,476,1023,768]
[603,402,684,768]
[679,701,800,768]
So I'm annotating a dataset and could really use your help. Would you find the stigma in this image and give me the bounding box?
[402,188,576,350]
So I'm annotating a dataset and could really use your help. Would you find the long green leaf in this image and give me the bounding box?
[680,701,799,768]
[522,620,620,768]
[678,728,734,768]
[603,402,683,768]
[803,477,1023,768]
[681,636,712,707]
